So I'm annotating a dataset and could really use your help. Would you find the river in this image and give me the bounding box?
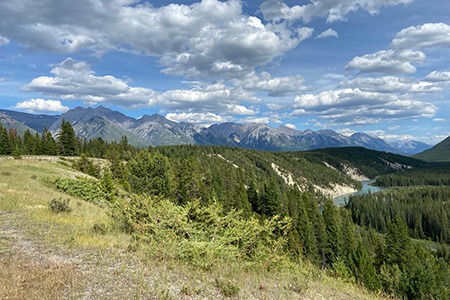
[333,180,387,207]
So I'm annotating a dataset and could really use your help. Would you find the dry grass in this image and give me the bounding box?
[0,252,81,300]
[0,156,388,300]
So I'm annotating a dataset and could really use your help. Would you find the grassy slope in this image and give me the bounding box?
[0,157,385,299]
[414,136,450,162]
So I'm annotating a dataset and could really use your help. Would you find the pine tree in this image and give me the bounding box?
[128,150,174,197]
[261,177,281,217]
[323,198,342,265]
[57,119,77,156]
[385,215,414,267]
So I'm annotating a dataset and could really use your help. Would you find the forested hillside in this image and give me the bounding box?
[414,136,450,162]
[2,120,450,299]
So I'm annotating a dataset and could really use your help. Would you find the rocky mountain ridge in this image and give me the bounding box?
[0,106,432,154]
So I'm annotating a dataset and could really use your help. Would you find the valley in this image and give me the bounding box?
[1,114,450,299]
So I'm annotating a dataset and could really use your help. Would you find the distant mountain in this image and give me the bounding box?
[49,106,149,148]
[0,109,58,132]
[0,106,436,153]
[413,136,450,162]
[391,139,432,155]
[0,112,37,136]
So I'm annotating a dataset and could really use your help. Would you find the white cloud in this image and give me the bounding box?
[317,29,338,39]
[0,0,312,80]
[388,125,400,130]
[345,49,425,74]
[424,71,450,82]
[336,128,357,136]
[287,88,437,126]
[259,0,413,23]
[391,23,450,50]
[166,112,231,124]
[341,76,441,93]
[12,99,69,113]
[433,118,445,122]
[235,71,313,96]
[23,58,259,115]
[284,123,296,129]
[0,35,9,46]
[241,116,270,124]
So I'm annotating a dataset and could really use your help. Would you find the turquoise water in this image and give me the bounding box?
[333,180,387,207]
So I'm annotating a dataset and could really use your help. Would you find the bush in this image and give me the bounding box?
[1,171,11,176]
[43,176,108,206]
[214,278,240,297]
[49,198,72,214]
[92,223,108,235]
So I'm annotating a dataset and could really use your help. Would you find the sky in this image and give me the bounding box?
[0,0,450,145]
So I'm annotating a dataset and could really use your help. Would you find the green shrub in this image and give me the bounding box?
[110,195,292,271]
[30,174,37,180]
[43,176,108,206]
[48,198,72,214]
[214,278,240,297]
[1,171,11,176]
[92,223,108,235]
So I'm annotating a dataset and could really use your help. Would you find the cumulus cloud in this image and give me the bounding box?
[259,0,413,23]
[234,71,313,96]
[241,116,271,124]
[0,35,9,46]
[391,23,450,50]
[284,88,437,126]
[156,83,260,115]
[424,71,450,82]
[335,128,357,136]
[341,76,441,93]
[0,0,312,80]
[345,49,425,74]
[317,29,338,39]
[23,58,259,115]
[166,112,231,124]
[284,123,296,129]
[12,99,69,113]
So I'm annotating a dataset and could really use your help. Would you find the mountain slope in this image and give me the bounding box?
[0,109,58,132]
[0,112,38,136]
[303,147,430,179]
[413,136,450,162]
[2,106,434,154]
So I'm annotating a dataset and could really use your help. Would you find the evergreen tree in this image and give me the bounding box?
[57,119,77,156]
[323,198,343,265]
[261,177,281,217]
[127,150,174,197]
[385,215,414,267]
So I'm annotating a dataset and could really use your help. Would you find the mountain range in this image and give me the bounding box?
[0,106,432,155]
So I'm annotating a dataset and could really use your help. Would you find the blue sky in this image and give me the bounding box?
[0,0,449,144]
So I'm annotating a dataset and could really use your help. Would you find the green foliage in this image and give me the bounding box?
[57,119,77,156]
[71,154,101,177]
[414,136,450,162]
[375,163,450,187]
[48,198,72,214]
[111,195,292,270]
[305,147,428,179]
[127,150,174,197]
[347,186,450,244]
[214,278,240,297]
[43,176,108,206]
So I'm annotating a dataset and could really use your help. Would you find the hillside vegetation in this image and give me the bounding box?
[0,157,386,299]
[414,136,450,162]
[1,121,448,299]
